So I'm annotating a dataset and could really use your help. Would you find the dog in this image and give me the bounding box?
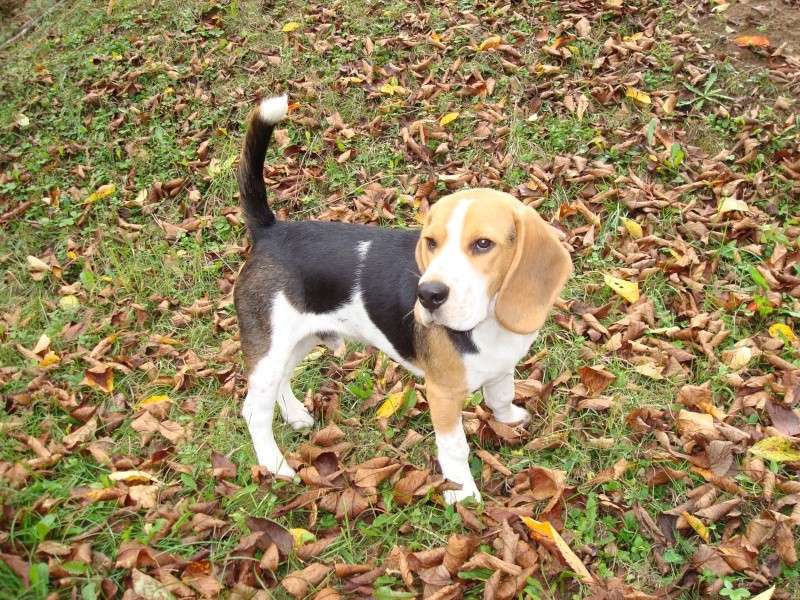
[234,95,572,503]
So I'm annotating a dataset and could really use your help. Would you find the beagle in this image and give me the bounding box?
[234,96,572,503]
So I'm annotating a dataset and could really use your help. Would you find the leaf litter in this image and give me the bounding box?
[1,0,800,598]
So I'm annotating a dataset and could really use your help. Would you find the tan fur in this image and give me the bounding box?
[494,200,572,334]
[416,188,571,335]
[413,326,467,434]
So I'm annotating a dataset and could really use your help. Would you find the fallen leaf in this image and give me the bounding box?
[750,586,775,600]
[682,512,710,542]
[63,417,98,448]
[604,274,640,303]
[84,183,116,204]
[282,21,301,33]
[625,87,651,105]
[477,35,502,52]
[82,365,114,393]
[677,410,717,439]
[578,365,616,396]
[376,388,407,419]
[718,197,750,214]
[748,436,800,462]
[109,470,157,484]
[282,563,331,598]
[133,569,176,600]
[622,217,643,239]
[521,518,593,583]
[290,528,316,547]
[769,323,797,343]
[439,112,459,127]
[734,35,770,48]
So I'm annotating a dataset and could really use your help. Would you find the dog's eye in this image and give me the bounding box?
[426,237,437,251]
[472,238,494,253]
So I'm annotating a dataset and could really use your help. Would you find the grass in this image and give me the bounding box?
[1,0,799,598]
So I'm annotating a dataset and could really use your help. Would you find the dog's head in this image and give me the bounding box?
[414,189,572,334]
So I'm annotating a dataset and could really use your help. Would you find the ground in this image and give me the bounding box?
[1,0,799,599]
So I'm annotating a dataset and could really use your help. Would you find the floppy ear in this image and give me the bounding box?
[495,206,572,334]
[415,234,428,274]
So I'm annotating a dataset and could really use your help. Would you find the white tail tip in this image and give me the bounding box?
[258,95,288,125]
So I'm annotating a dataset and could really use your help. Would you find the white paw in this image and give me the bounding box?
[443,483,482,505]
[285,406,315,430]
[494,404,531,425]
[256,450,297,479]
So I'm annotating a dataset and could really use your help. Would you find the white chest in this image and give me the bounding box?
[462,319,538,391]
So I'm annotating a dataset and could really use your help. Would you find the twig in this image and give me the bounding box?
[0,0,69,51]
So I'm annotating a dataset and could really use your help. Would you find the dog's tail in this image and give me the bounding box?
[237,95,288,239]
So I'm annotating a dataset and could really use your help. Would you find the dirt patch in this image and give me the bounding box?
[699,0,800,68]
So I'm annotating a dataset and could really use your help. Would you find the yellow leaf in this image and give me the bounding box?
[431,32,441,43]
[623,32,644,42]
[682,511,710,542]
[521,517,593,583]
[39,351,60,367]
[534,63,560,76]
[768,323,797,342]
[718,197,749,214]
[59,295,80,311]
[604,274,640,303]
[136,395,171,410]
[84,183,116,204]
[749,436,800,462]
[290,528,316,547]
[477,35,502,52]
[282,21,301,33]
[379,78,407,96]
[439,112,459,126]
[622,217,643,239]
[625,87,651,105]
[376,390,405,419]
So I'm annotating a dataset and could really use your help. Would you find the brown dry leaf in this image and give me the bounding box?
[282,563,332,598]
[132,569,176,600]
[63,416,98,448]
[82,365,114,393]
[578,366,615,396]
[587,458,628,486]
[677,409,718,439]
[128,484,158,508]
[394,468,429,505]
[443,534,477,574]
[210,452,237,479]
[246,517,293,558]
[525,466,566,512]
[766,401,800,436]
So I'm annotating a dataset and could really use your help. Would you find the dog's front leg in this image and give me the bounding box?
[427,379,481,504]
[483,372,531,425]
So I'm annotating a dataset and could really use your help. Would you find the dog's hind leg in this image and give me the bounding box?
[276,337,317,430]
[242,339,298,478]
[483,372,531,425]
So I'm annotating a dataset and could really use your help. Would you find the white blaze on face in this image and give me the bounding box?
[418,200,492,331]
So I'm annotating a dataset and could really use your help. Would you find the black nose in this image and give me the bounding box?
[417,281,449,311]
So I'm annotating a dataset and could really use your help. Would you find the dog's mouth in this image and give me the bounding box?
[414,301,483,332]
